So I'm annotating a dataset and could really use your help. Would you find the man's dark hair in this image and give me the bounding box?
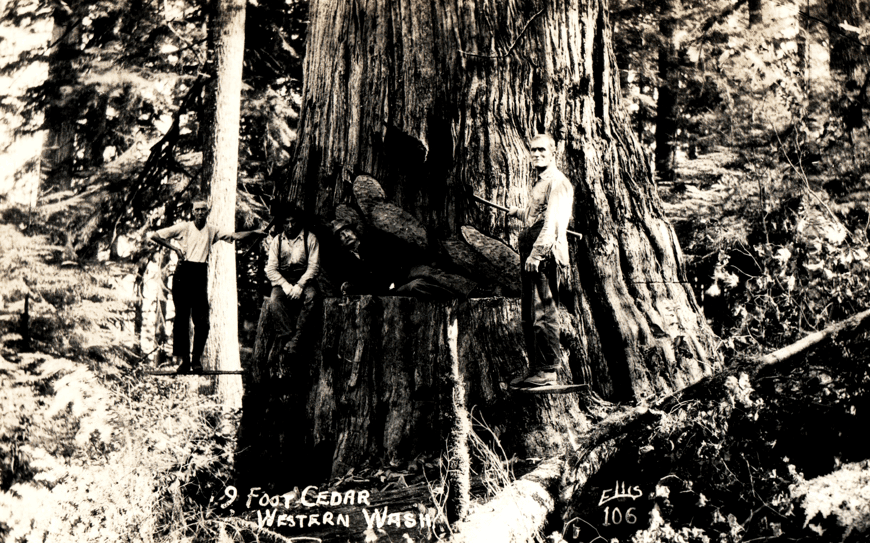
[275,202,304,221]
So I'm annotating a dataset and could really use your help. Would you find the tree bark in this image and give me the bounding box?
[286,0,720,403]
[235,297,592,489]
[202,0,246,408]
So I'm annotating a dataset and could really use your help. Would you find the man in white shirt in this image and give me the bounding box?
[508,134,575,387]
[150,197,263,373]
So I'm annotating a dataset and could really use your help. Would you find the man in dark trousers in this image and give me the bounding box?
[508,133,575,387]
[264,206,320,358]
[149,197,263,373]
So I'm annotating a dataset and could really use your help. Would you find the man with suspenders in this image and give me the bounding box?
[264,205,320,357]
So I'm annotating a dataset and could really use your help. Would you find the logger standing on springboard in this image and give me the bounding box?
[508,134,575,388]
[149,197,264,373]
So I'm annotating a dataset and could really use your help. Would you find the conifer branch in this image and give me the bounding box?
[799,10,870,50]
[110,75,208,234]
[685,0,748,45]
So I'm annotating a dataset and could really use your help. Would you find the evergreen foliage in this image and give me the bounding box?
[0,0,308,259]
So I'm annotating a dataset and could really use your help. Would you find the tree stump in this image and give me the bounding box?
[235,295,591,489]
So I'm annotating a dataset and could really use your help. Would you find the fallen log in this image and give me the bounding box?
[448,456,565,543]
[759,308,870,366]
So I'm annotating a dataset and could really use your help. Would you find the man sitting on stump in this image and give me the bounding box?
[149,196,264,373]
[508,134,575,388]
[264,205,320,359]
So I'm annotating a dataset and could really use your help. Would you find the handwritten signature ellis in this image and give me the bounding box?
[598,481,643,506]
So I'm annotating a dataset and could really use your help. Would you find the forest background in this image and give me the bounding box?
[0,0,869,542]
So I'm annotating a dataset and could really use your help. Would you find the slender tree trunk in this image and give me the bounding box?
[445,304,471,523]
[155,251,169,367]
[133,258,150,357]
[40,8,79,194]
[828,0,862,80]
[202,0,247,408]
[749,0,763,26]
[799,0,830,93]
[84,92,110,168]
[288,0,719,403]
[655,0,681,183]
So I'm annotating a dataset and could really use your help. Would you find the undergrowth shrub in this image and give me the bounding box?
[790,459,870,540]
[692,178,870,356]
[0,223,240,543]
[0,353,239,543]
[0,223,137,360]
[624,335,870,543]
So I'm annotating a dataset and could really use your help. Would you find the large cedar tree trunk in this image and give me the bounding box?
[238,0,722,492]
[202,0,246,407]
[288,0,719,401]
[236,297,591,487]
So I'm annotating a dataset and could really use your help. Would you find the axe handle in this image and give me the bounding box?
[471,194,511,213]
[471,194,583,240]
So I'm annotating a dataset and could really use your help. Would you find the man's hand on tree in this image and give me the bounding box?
[508,206,520,218]
[524,256,540,272]
[231,229,267,240]
[175,247,185,261]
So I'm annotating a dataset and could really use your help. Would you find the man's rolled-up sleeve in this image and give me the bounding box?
[153,222,185,241]
[214,227,234,243]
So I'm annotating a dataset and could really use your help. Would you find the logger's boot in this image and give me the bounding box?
[512,370,559,388]
[175,356,193,374]
[189,353,205,374]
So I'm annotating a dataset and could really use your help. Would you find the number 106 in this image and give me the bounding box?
[602,506,637,526]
